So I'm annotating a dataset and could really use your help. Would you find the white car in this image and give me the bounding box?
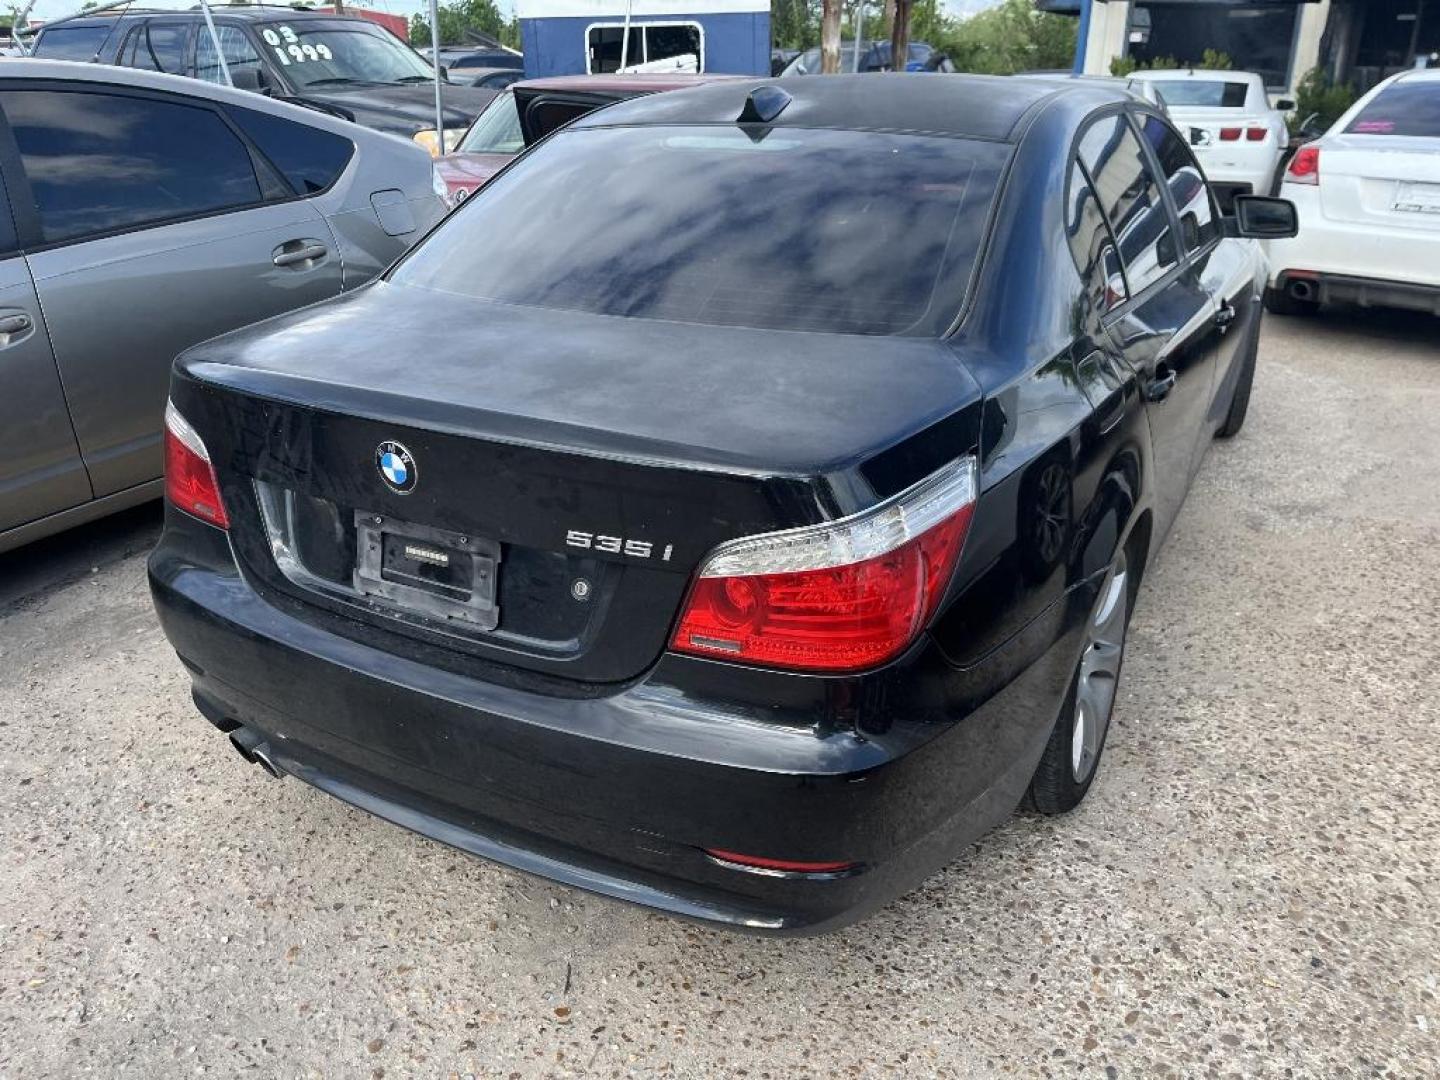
[1263,69,1440,316]
[1131,69,1289,205]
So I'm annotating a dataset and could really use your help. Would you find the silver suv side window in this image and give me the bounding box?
[0,89,264,245]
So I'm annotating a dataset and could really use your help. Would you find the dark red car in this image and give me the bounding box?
[433,74,740,205]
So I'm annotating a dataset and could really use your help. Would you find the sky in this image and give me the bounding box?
[18,0,1005,33]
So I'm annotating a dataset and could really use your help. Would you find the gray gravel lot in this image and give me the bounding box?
[2,309,1437,1079]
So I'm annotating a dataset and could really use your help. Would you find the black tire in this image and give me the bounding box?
[1263,285,1318,317]
[1029,549,1135,815]
[1215,320,1259,439]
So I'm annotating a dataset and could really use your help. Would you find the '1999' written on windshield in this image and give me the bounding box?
[261,26,334,67]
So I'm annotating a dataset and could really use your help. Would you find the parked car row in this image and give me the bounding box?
[6,46,1430,934]
[31,7,497,154]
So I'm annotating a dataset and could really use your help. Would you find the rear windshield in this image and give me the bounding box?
[1346,81,1440,137]
[392,125,1007,336]
[1148,80,1249,109]
[33,24,113,61]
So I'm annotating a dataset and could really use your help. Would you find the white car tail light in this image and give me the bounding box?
[1287,145,1320,186]
[670,457,978,673]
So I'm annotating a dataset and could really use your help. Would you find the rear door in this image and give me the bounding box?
[1081,111,1219,538]
[0,191,90,533]
[0,82,344,498]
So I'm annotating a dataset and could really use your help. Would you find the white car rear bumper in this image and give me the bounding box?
[1265,183,1440,290]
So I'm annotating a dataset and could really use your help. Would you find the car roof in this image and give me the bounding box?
[513,73,744,95]
[1132,69,1258,82]
[569,74,1119,143]
[1394,68,1440,83]
[40,6,368,23]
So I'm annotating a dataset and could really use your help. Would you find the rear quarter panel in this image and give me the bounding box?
[935,95,1152,674]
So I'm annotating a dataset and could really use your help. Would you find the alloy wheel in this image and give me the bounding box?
[1070,552,1128,783]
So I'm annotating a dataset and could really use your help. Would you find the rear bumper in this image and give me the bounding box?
[149,512,1079,934]
[1273,271,1440,316]
[1266,185,1440,296]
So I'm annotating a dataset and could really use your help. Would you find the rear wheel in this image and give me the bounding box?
[1029,549,1131,815]
[1263,285,1318,317]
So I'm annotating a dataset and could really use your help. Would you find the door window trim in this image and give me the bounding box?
[583,20,705,74]
[1070,104,1193,327]
[1130,105,1223,264]
[0,80,312,254]
[117,20,195,77]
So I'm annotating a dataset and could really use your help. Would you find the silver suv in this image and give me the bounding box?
[0,61,444,553]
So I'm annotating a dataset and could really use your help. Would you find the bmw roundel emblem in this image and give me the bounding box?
[376,440,417,494]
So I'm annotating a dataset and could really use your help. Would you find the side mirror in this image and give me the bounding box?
[230,67,269,94]
[1275,97,1296,112]
[1229,195,1299,239]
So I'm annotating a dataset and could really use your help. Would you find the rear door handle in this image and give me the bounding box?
[1214,303,1237,331]
[272,241,328,268]
[0,313,31,336]
[1147,363,1177,403]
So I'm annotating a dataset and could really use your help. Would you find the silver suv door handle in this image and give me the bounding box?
[272,241,328,268]
[0,313,31,335]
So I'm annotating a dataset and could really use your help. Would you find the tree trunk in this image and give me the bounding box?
[820,0,842,73]
[332,0,345,13]
[890,0,912,72]
[883,0,896,36]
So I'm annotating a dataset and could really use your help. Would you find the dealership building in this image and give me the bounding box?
[1040,1,1440,95]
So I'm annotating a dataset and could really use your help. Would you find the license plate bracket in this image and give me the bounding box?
[353,511,500,630]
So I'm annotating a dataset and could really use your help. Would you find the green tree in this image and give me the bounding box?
[1290,66,1356,133]
[409,0,508,48]
[937,0,1076,76]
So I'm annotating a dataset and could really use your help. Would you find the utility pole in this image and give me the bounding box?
[889,0,911,72]
[820,0,841,73]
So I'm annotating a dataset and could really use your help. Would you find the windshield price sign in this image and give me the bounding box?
[261,26,333,66]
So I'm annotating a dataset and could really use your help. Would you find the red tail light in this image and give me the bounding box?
[670,457,977,673]
[164,400,228,528]
[1245,126,1267,142]
[1286,145,1320,186]
[1219,127,1242,142]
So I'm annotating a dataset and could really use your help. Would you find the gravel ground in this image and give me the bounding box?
[2,308,1437,1079]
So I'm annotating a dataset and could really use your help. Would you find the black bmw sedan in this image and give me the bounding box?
[149,76,1295,933]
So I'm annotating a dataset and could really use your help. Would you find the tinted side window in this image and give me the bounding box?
[1066,160,1127,315]
[1141,115,1219,255]
[226,105,353,194]
[0,90,262,244]
[33,25,113,61]
[196,25,266,87]
[119,23,189,75]
[1079,115,1176,296]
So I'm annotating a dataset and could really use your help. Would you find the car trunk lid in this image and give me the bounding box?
[172,282,982,686]
[1315,134,1440,230]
